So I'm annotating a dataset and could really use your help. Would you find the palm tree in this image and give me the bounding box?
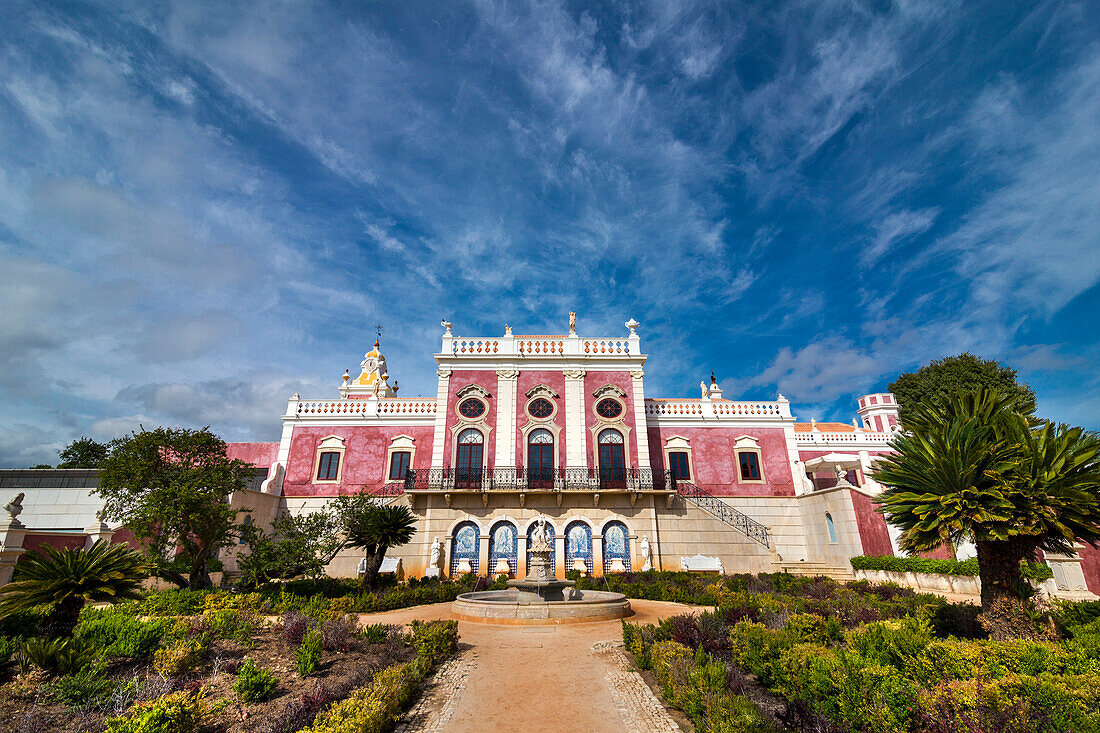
[873,388,1100,614]
[0,539,147,635]
[345,504,416,588]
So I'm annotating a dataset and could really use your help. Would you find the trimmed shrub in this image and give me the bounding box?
[47,661,117,706]
[22,637,97,676]
[153,639,206,678]
[409,619,458,666]
[234,658,279,702]
[104,689,205,733]
[139,589,211,616]
[75,611,169,658]
[296,629,323,677]
[850,554,1053,581]
[303,657,429,733]
[846,616,933,669]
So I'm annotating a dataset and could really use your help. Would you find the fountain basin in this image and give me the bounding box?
[453,589,632,625]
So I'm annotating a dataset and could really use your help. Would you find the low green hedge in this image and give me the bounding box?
[850,555,1054,581]
[303,619,459,733]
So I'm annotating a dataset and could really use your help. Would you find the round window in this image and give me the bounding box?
[458,398,486,418]
[528,398,554,418]
[596,398,623,419]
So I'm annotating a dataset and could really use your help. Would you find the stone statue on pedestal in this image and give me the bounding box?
[640,535,652,571]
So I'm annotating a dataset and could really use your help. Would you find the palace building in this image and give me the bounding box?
[2,315,1098,596]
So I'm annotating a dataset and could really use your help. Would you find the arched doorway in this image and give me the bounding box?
[455,428,484,489]
[527,428,554,488]
[565,520,593,574]
[598,429,626,488]
[488,520,517,577]
[602,521,631,574]
[450,521,479,576]
[526,520,556,573]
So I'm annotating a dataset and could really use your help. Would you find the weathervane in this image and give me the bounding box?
[375,323,383,342]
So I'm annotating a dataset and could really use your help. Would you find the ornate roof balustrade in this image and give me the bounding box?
[404,466,675,493]
[288,398,437,420]
[645,400,784,417]
[443,333,638,358]
[795,430,893,445]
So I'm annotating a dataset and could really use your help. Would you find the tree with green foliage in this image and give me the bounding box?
[95,427,254,590]
[0,540,146,635]
[57,436,113,468]
[344,501,416,588]
[237,509,345,588]
[873,388,1100,620]
[888,353,1036,425]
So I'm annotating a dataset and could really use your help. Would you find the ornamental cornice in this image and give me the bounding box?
[630,370,645,379]
[592,383,628,399]
[562,369,587,380]
[496,369,520,379]
[524,383,560,399]
[436,368,452,378]
[456,383,492,400]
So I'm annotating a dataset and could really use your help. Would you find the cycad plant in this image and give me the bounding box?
[0,539,147,635]
[345,504,417,588]
[873,388,1100,615]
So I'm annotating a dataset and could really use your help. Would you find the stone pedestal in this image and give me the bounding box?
[0,517,27,587]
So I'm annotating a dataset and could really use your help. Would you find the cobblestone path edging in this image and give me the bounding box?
[593,641,682,733]
[395,648,478,733]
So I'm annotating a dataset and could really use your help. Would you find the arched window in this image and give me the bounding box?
[527,428,554,487]
[598,429,626,488]
[488,521,517,577]
[450,522,480,576]
[526,521,555,572]
[565,521,593,575]
[455,428,484,488]
[602,521,631,574]
[825,513,837,544]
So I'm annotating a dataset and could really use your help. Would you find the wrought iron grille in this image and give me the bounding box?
[403,466,675,493]
[676,481,771,548]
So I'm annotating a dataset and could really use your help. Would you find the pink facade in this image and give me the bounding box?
[282,425,435,496]
[649,426,795,496]
[515,370,567,467]
[443,370,499,468]
[850,491,894,556]
[1080,544,1100,595]
[226,442,278,467]
[21,534,87,552]
[582,371,639,468]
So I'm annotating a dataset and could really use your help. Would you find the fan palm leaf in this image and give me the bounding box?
[0,539,147,635]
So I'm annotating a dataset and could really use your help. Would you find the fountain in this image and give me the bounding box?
[452,517,632,624]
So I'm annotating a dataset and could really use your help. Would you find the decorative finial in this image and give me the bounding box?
[441,318,452,336]
[625,317,639,334]
[811,418,817,430]
[710,371,717,386]
[505,324,512,336]
[375,323,383,340]
[393,380,399,394]
[342,369,350,383]
[569,312,577,335]
[4,492,24,519]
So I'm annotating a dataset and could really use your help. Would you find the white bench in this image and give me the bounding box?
[680,554,723,573]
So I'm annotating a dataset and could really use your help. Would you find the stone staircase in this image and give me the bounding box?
[774,560,855,581]
[676,482,771,548]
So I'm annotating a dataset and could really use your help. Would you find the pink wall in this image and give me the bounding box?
[21,533,87,552]
[443,370,499,468]
[648,426,796,496]
[1080,543,1100,595]
[583,371,638,468]
[283,425,435,497]
[849,490,894,556]
[515,370,567,467]
[226,442,279,467]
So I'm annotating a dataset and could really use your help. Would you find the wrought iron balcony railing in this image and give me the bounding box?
[404,466,676,493]
[676,481,770,547]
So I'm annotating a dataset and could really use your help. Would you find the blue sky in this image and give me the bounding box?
[1,1,1098,466]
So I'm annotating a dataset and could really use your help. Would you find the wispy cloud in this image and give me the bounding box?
[0,0,1098,464]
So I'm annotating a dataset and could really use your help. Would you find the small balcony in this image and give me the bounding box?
[403,467,676,504]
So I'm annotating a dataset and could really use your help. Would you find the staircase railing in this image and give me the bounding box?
[677,482,771,548]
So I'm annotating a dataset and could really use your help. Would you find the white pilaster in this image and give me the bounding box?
[563,370,587,466]
[495,370,519,468]
[630,370,651,469]
[431,368,452,468]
